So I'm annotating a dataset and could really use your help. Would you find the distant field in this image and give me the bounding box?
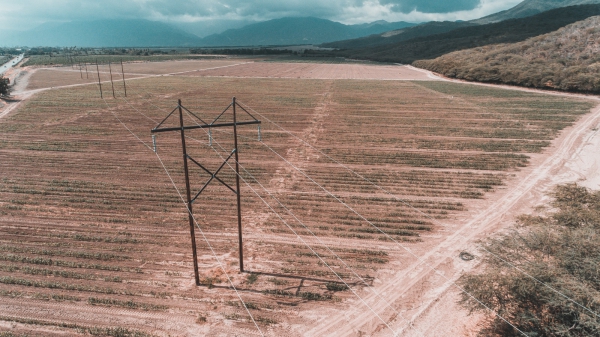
[22,54,226,67]
[262,56,383,64]
[186,62,432,80]
[24,60,248,91]
[0,68,594,335]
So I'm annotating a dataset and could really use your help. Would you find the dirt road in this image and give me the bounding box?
[299,69,600,337]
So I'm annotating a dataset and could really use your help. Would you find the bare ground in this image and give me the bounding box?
[0,60,598,336]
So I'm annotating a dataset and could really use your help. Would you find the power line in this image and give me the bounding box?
[115,91,406,335]
[119,80,525,334]
[99,96,265,336]
[187,130,426,336]
[237,102,600,321]
[115,78,536,335]
[112,86,410,335]
[257,136,529,335]
[184,128,400,337]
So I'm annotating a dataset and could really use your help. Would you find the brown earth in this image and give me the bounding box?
[0,60,598,336]
[182,62,434,80]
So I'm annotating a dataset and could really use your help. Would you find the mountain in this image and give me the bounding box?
[414,15,600,93]
[323,0,600,51]
[1,17,416,48]
[197,17,416,47]
[328,4,600,64]
[322,21,476,50]
[2,19,203,47]
[473,0,600,24]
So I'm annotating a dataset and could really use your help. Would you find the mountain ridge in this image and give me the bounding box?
[324,4,600,64]
[322,21,476,50]
[473,0,600,24]
[1,17,417,48]
[197,17,416,47]
[2,19,203,47]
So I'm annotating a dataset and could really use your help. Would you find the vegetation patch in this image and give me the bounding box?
[415,16,600,93]
[0,315,154,337]
[88,297,168,311]
[459,184,600,336]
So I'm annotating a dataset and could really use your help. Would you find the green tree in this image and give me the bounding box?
[0,76,9,96]
[459,184,600,336]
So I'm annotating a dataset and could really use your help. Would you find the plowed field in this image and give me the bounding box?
[0,60,597,336]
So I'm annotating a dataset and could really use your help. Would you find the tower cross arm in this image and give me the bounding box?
[151,120,261,134]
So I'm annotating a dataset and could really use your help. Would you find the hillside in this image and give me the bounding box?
[198,17,415,47]
[2,20,203,47]
[322,21,476,50]
[332,4,600,64]
[473,0,600,24]
[414,16,600,93]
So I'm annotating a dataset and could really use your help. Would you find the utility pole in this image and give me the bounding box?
[177,99,201,286]
[121,60,127,97]
[232,97,244,272]
[95,60,103,99]
[151,98,261,279]
[108,62,116,98]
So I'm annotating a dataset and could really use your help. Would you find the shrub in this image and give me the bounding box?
[459,184,600,336]
[326,282,349,292]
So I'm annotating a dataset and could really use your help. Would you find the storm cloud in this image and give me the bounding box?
[381,0,482,13]
[0,0,523,33]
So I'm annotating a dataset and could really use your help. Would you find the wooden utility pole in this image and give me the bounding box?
[151,98,261,279]
[95,60,103,99]
[232,97,244,272]
[121,60,127,97]
[108,62,116,98]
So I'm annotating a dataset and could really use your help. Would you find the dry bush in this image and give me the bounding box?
[459,184,600,336]
[414,16,600,93]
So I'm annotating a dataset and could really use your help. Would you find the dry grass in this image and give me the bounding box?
[414,16,600,93]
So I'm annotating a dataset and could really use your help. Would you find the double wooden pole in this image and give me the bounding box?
[164,97,250,285]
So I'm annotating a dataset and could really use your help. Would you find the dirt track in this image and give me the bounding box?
[1,60,599,336]
[303,97,600,337]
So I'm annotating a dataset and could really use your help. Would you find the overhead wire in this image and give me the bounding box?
[183,115,420,336]
[111,70,559,334]
[119,77,405,336]
[236,101,600,321]
[119,77,527,334]
[98,95,265,336]
[252,129,529,336]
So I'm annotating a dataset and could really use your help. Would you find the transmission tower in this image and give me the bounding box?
[151,98,261,285]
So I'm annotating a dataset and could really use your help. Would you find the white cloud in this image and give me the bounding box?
[0,0,524,32]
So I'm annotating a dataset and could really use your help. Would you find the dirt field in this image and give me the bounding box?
[0,60,598,336]
[183,62,434,80]
[23,60,251,91]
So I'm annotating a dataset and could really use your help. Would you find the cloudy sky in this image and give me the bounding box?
[0,0,523,35]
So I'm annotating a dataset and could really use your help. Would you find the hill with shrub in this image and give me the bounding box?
[321,21,475,50]
[329,4,600,64]
[414,16,600,93]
